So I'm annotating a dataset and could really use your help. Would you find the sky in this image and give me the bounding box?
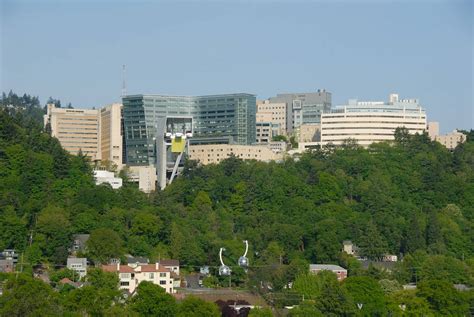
[1,0,472,133]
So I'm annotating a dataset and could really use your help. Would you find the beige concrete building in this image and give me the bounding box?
[435,130,466,150]
[256,122,272,143]
[99,103,123,169]
[256,100,287,137]
[298,123,321,143]
[188,144,283,165]
[427,121,439,140]
[44,104,100,160]
[127,166,157,193]
[321,94,427,147]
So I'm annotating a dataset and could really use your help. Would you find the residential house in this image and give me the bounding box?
[1,249,18,264]
[71,234,90,254]
[342,240,359,256]
[0,259,14,273]
[102,262,174,294]
[126,255,149,268]
[309,264,348,281]
[67,257,88,279]
[158,259,180,288]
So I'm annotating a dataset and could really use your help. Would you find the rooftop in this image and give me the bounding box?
[309,264,347,271]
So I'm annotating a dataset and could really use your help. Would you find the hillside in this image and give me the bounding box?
[0,92,473,316]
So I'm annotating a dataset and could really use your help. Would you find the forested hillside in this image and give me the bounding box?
[0,92,473,316]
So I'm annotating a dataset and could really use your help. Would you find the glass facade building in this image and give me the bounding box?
[123,93,256,165]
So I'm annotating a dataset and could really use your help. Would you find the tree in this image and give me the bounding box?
[342,276,387,315]
[177,296,220,317]
[388,290,432,316]
[0,275,62,316]
[358,221,388,260]
[417,279,469,315]
[86,228,123,264]
[130,281,177,317]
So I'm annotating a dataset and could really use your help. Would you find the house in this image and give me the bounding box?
[1,249,18,264]
[67,257,88,279]
[159,259,181,289]
[102,262,174,294]
[126,255,149,268]
[71,234,90,254]
[159,259,180,276]
[309,264,347,281]
[0,259,14,273]
[59,277,83,288]
[342,240,359,256]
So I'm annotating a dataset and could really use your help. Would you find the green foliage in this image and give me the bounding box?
[1,92,474,315]
[342,276,387,315]
[86,228,123,264]
[0,274,62,316]
[176,296,220,317]
[417,279,469,315]
[248,307,275,317]
[130,281,177,317]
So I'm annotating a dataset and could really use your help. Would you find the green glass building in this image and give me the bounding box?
[122,93,256,165]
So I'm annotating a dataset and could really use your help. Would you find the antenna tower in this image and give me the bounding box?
[121,64,127,97]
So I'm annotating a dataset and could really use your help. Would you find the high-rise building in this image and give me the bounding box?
[122,93,256,166]
[269,89,331,134]
[320,94,427,147]
[44,104,100,160]
[256,100,287,138]
[99,103,123,169]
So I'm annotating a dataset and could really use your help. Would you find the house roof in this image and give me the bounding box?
[309,264,347,271]
[126,255,149,264]
[139,264,171,273]
[159,259,179,266]
[73,234,90,244]
[102,265,135,273]
[67,257,87,265]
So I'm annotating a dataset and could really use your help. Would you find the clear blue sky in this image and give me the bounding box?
[1,0,472,133]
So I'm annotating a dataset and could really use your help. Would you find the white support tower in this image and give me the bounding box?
[155,116,193,190]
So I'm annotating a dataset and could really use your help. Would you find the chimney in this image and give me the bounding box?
[116,262,120,271]
[155,262,159,270]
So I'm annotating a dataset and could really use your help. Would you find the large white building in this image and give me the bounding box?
[44,104,100,160]
[102,262,175,294]
[320,94,427,147]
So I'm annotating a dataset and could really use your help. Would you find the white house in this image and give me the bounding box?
[93,170,122,189]
[102,262,174,294]
[67,257,88,279]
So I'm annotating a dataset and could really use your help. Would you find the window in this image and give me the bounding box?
[160,273,166,277]
[120,281,129,286]
[160,280,167,285]
[149,273,154,279]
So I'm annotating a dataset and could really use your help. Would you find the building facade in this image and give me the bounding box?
[269,90,331,134]
[122,94,256,166]
[256,100,287,137]
[100,103,123,169]
[93,170,123,189]
[66,257,88,279]
[44,104,100,160]
[320,94,427,147]
[188,144,283,165]
[102,262,174,294]
[256,122,272,144]
[309,264,347,281]
[435,130,466,150]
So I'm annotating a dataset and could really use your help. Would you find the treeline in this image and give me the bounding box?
[0,92,473,315]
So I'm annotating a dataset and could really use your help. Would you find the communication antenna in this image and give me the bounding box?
[121,64,127,97]
[219,248,231,276]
